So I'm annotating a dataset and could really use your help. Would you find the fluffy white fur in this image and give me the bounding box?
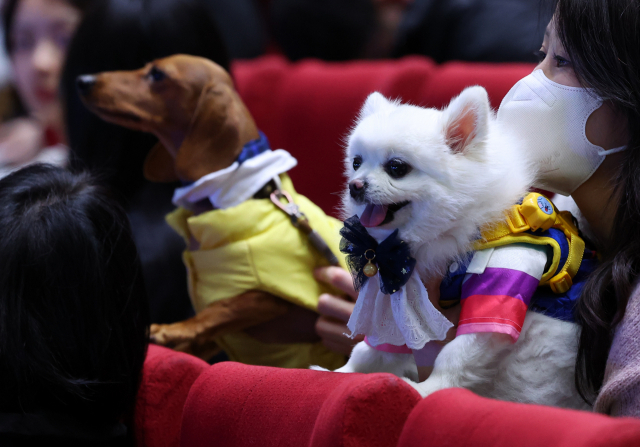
[342,88,533,276]
[419,312,589,408]
[318,87,590,409]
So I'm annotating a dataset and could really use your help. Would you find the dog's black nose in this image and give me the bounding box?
[349,180,367,202]
[76,75,96,96]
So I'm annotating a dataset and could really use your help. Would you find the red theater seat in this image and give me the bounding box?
[233,55,534,217]
[131,345,209,447]
[398,388,640,447]
[180,362,421,447]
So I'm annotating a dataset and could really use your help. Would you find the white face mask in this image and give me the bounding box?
[497,69,625,196]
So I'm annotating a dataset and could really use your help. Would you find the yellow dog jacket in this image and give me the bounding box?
[166,174,347,370]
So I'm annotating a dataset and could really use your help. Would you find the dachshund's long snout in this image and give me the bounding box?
[76,75,97,96]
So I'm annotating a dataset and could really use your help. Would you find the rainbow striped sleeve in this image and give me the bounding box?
[456,243,548,342]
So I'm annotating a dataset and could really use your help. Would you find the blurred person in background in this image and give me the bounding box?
[270,0,552,63]
[393,0,553,63]
[207,0,266,60]
[270,0,378,60]
[0,0,92,178]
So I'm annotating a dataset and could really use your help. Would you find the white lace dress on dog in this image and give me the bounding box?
[347,273,453,350]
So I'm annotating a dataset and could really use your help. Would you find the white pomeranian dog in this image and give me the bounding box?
[317,86,590,410]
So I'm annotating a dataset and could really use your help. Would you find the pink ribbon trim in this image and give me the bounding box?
[364,336,413,354]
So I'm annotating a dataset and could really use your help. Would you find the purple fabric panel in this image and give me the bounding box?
[412,342,443,367]
[462,267,539,306]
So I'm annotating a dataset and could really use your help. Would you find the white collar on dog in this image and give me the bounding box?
[172,149,297,211]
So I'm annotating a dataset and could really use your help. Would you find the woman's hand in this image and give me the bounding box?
[314,266,364,356]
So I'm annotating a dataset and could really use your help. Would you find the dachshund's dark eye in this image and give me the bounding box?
[353,155,362,171]
[148,66,166,82]
[384,158,411,179]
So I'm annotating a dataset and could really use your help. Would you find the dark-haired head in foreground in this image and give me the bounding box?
[0,164,149,443]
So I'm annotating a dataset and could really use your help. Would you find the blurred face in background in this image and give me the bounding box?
[9,0,81,135]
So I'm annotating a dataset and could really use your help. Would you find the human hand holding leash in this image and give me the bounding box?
[314,266,363,356]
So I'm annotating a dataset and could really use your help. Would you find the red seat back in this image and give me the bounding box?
[180,362,421,447]
[398,388,640,447]
[132,345,209,447]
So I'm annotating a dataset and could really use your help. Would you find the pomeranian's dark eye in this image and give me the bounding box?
[148,66,166,82]
[384,158,411,179]
[353,155,362,171]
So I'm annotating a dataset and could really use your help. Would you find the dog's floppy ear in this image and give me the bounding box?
[443,86,490,154]
[359,92,396,121]
[143,142,179,182]
[175,82,250,182]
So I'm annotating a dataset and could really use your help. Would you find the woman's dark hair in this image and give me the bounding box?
[552,0,640,402]
[61,0,230,197]
[0,164,149,423]
[2,0,94,54]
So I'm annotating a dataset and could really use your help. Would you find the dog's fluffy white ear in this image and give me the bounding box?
[443,86,490,154]
[359,92,394,120]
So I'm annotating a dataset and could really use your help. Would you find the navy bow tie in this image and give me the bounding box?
[340,215,416,295]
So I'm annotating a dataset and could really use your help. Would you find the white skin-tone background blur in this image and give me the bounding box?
[314,18,627,356]
[0,0,80,167]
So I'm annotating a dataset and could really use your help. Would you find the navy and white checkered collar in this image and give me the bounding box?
[236,130,271,164]
[180,131,271,186]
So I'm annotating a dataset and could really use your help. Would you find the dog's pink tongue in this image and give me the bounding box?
[360,204,388,228]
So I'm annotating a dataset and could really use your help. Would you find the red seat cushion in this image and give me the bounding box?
[398,388,640,447]
[233,55,534,218]
[180,362,421,447]
[132,345,209,447]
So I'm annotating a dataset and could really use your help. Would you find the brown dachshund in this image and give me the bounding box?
[77,55,257,183]
[77,55,334,362]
